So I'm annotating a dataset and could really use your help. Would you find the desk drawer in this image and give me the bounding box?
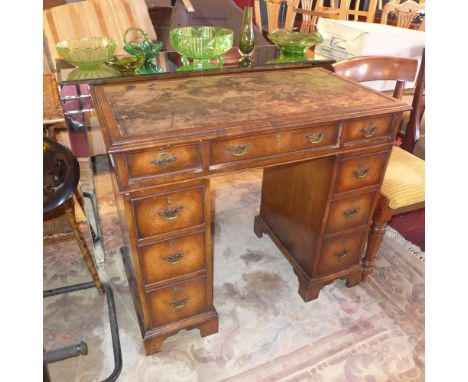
[326,192,375,234]
[210,124,338,165]
[343,115,394,145]
[335,152,387,193]
[317,232,366,276]
[140,232,206,284]
[125,144,202,181]
[132,185,205,239]
[147,276,207,327]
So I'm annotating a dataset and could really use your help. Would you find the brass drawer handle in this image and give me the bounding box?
[162,252,185,264]
[308,132,325,144]
[335,249,347,258]
[158,205,183,220]
[227,144,251,156]
[360,125,378,138]
[354,167,370,178]
[343,207,359,217]
[168,297,189,309]
[150,151,177,168]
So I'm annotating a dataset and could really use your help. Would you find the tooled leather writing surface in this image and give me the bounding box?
[102,68,400,139]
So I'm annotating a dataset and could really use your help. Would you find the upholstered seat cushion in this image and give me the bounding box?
[381,146,425,210]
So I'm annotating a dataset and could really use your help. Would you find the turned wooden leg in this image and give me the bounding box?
[362,194,393,281]
[65,203,104,294]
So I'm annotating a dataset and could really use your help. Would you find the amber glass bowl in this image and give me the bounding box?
[55,36,116,69]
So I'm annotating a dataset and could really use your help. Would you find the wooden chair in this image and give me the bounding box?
[380,0,424,29]
[43,0,156,68]
[333,55,425,280]
[254,0,352,34]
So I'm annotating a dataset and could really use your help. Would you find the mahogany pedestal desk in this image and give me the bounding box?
[92,67,410,355]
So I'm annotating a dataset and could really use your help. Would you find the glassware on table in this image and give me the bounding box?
[267,28,323,58]
[238,6,255,57]
[170,26,234,70]
[67,66,119,81]
[105,46,145,75]
[123,27,163,74]
[55,37,116,70]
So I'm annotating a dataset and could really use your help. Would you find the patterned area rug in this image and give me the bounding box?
[43,157,425,382]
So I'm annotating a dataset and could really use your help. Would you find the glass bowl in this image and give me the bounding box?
[123,27,163,74]
[169,26,234,69]
[267,28,323,57]
[105,54,145,76]
[55,37,116,70]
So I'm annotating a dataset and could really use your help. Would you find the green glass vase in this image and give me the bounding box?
[238,6,255,57]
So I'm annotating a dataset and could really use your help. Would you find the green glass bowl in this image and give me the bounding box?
[170,26,234,69]
[267,28,323,57]
[105,54,145,75]
[55,37,116,70]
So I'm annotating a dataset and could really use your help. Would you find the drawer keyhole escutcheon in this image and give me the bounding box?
[335,249,348,258]
[169,297,189,309]
[343,207,359,217]
[162,252,185,264]
[227,144,251,156]
[354,167,370,178]
[150,151,177,168]
[308,132,325,144]
[159,205,183,220]
[361,124,378,138]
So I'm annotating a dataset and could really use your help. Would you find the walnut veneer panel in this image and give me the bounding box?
[343,115,394,145]
[317,232,367,277]
[147,276,207,327]
[140,232,206,285]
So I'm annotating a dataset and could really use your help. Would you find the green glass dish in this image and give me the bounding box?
[123,27,163,74]
[105,47,145,75]
[267,28,323,57]
[170,26,234,70]
[55,37,116,70]
[67,66,119,81]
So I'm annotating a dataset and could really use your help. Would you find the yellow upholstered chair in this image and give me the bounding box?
[333,55,425,280]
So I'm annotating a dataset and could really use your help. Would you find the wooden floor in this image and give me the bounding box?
[389,208,425,251]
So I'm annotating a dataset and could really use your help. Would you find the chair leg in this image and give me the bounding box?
[361,194,393,281]
[65,204,104,294]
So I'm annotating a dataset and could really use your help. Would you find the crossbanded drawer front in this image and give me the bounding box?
[343,115,394,145]
[147,276,207,327]
[326,192,375,234]
[132,186,205,239]
[335,152,387,193]
[140,232,206,284]
[125,144,202,180]
[317,232,366,277]
[210,124,338,165]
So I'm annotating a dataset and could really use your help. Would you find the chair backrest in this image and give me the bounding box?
[43,0,156,68]
[380,0,424,29]
[254,0,354,34]
[333,55,418,99]
[347,0,378,22]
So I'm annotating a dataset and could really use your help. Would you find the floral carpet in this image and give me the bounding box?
[43,156,425,382]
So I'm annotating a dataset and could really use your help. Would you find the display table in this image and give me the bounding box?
[92,66,409,354]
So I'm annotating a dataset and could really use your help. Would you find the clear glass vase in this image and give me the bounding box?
[238,6,255,57]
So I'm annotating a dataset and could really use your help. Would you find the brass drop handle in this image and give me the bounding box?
[159,205,183,220]
[150,151,177,168]
[335,249,347,258]
[162,252,185,264]
[361,124,378,138]
[308,132,325,144]
[227,144,250,156]
[168,297,189,309]
[343,207,359,217]
[354,167,370,178]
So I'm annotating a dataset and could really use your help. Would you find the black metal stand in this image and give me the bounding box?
[43,282,122,382]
